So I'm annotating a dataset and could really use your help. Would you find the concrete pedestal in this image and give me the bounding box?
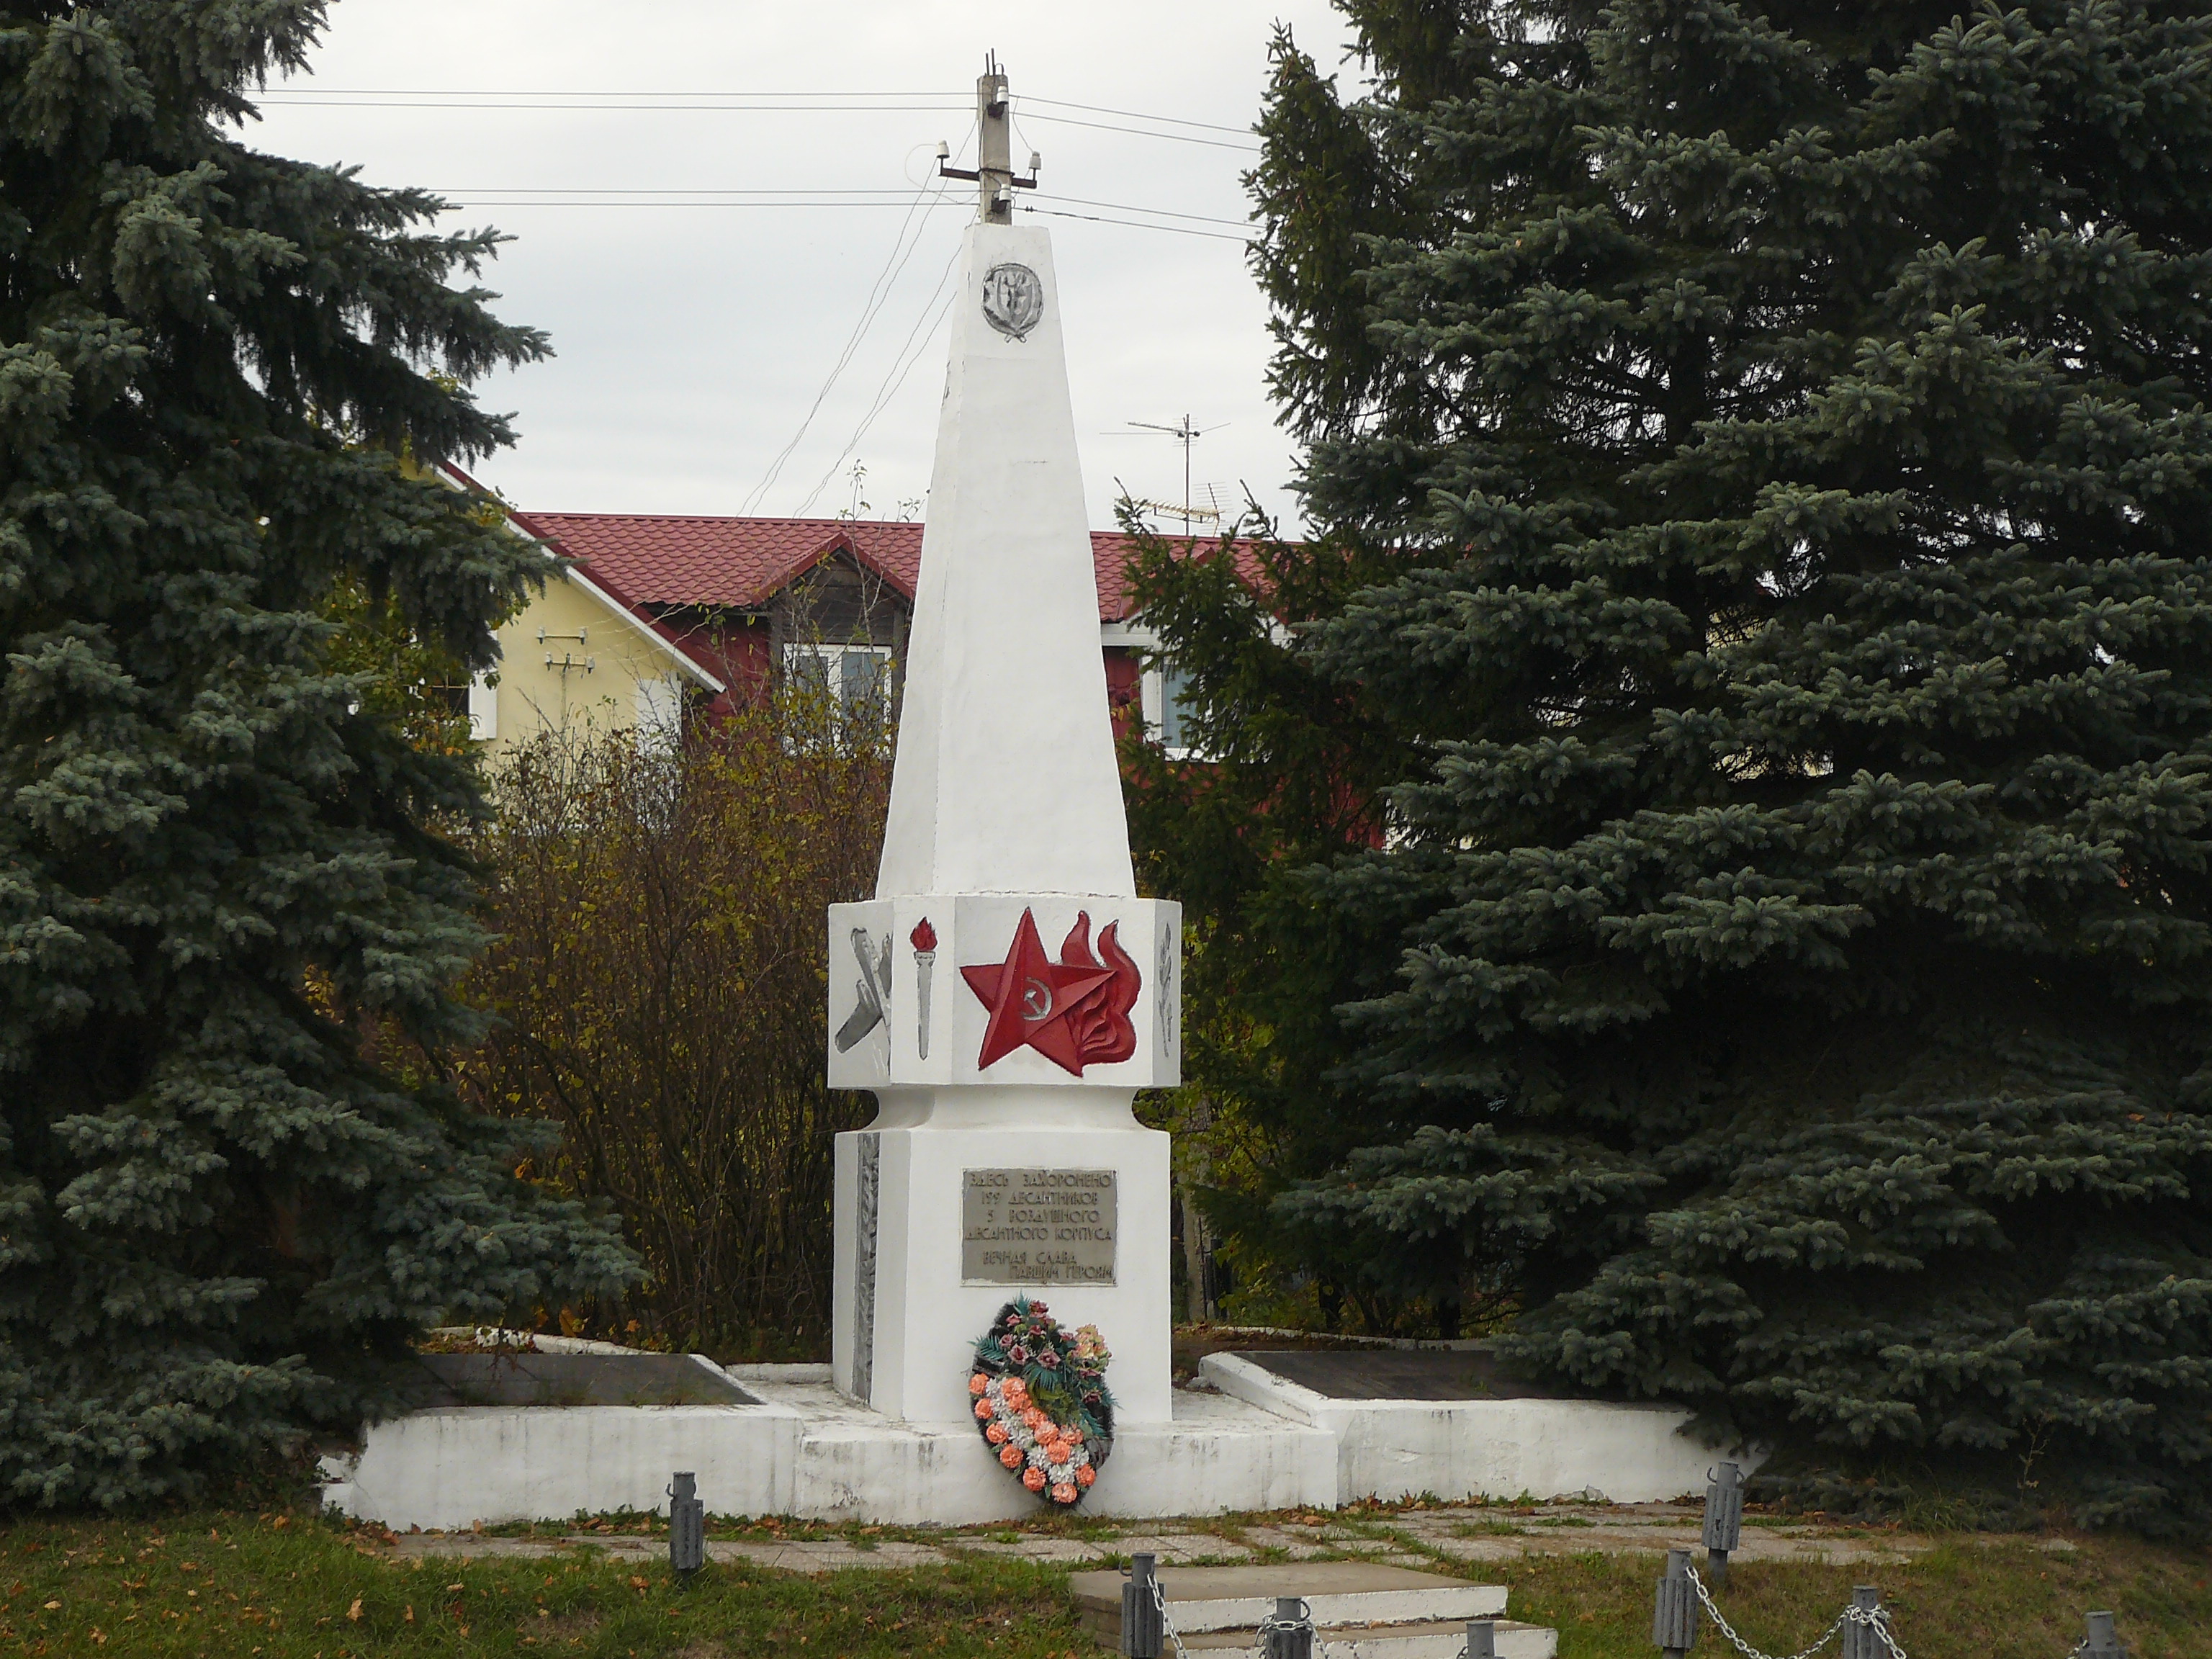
[830,1090,1172,1424]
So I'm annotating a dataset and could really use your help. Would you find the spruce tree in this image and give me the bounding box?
[1146,0,2212,1527]
[0,1,637,1508]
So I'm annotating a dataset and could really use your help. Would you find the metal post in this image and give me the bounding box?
[1702,1460,1745,1591]
[667,1471,704,1583]
[1653,1548,1698,1657]
[1262,1596,1313,1659]
[2080,1610,2128,1658]
[1840,1586,1882,1659]
[1120,1552,1164,1659]
[1466,1617,1498,1659]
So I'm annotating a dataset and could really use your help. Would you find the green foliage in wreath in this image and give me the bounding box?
[970,1297,1115,1443]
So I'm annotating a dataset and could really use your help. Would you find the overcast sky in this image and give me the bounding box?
[254,1,1364,534]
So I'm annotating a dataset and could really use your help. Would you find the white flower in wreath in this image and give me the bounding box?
[1049,1463,1072,1484]
[1071,1447,1092,1468]
[1012,1427,1035,1449]
[1027,1444,1051,1469]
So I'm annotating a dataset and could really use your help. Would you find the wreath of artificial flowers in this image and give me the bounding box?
[968,1297,1115,1506]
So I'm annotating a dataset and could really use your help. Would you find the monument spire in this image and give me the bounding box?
[886,63,1127,901]
[825,60,1181,1434]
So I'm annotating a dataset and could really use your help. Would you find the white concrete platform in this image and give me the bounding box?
[1200,1353,1753,1506]
[326,1362,1333,1529]
[323,1356,1745,1529]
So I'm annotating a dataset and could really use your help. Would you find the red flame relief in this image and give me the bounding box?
[1056,912,1140,1069]
[960,908,1143,1075]
[911,918,938,952]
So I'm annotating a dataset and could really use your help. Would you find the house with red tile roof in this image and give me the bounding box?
[438,464,1187,754]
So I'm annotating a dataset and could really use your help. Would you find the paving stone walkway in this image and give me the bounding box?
[384,1499,2052,1574]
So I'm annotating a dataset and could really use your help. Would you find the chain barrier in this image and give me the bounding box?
[1683,1561,1876,1659]
[1842,1601,1911,1659]
[1254,1597,1310,1656]
[1144,1570,1195,1659]
[1141,1565,1362,1659]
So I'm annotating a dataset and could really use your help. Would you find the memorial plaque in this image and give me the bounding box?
[961,1168,1117,1285]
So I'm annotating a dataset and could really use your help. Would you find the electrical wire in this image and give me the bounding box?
[423,188,1250,229]
[427,195,1251,240]
[1019,205,1250,242]
[791,240,964,516]
[256,90,1261,149]
[740,170,956,513]
[262,87,1256,135]
[1013,111,1256,152]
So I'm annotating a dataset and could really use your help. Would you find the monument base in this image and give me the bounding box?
[320,1355,1755,1529]
[832,1092,1173,1425]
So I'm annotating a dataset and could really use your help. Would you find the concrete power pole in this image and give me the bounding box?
[938,51,1040,222]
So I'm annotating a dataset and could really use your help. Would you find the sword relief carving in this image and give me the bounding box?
[833,928,893,1053]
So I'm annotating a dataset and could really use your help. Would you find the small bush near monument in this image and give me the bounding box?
[461,696,889,1357]
[1128,1,2212,1532]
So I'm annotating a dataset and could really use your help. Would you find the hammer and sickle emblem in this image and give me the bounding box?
[1021,977,1054,1022]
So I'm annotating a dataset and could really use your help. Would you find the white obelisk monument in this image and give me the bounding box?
[827,67,1179,1429]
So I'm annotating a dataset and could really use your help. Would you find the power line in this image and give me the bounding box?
[1018,205,1250,243]
[1017,111,1256,152]
[261,86,1256,134]
[255,91,1260,150]
[424,188,1251,229]
[791,241,964,516]
[424,196,1251,240]
[742,170,958,513]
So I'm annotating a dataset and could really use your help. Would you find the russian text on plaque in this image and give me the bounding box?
[961,1168,1118,1285]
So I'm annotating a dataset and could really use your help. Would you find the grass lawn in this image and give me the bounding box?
[1,1506,2208,1658]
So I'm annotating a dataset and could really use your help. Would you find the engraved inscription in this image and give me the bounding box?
[961,1167,1116,1285]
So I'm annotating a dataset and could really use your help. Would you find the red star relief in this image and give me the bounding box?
[961,908,1118,1074]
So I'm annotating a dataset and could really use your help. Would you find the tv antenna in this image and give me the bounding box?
[1125,414,1228,534]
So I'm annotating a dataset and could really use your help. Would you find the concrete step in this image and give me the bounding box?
[1179,1618,1556,1658]
[1068,1562,1546,1653]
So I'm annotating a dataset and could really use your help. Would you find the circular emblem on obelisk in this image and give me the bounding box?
[981,262,1045,341]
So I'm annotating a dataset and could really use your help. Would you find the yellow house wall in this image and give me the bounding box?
[483,573,695,757]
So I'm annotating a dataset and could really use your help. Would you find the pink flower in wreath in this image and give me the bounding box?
[985,1423,1010,1445]
[1051,1482,1077,1504]
[1022,1467,1047,1493]
[1076,1465,1097,1488]
[974,1398,993,1421]
[999,1444,1023,1470]
[968,1375,988,1396]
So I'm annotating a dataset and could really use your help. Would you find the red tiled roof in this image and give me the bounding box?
[503,508,1163,624]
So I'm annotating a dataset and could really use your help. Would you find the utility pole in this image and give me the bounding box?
[937,51,1039,223]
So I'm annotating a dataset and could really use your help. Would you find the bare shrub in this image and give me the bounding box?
[461,695,887,1357]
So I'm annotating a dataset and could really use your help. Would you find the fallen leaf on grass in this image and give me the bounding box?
[347,1596,364,1622]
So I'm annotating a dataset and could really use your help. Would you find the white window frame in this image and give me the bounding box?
[635,673,684,755]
